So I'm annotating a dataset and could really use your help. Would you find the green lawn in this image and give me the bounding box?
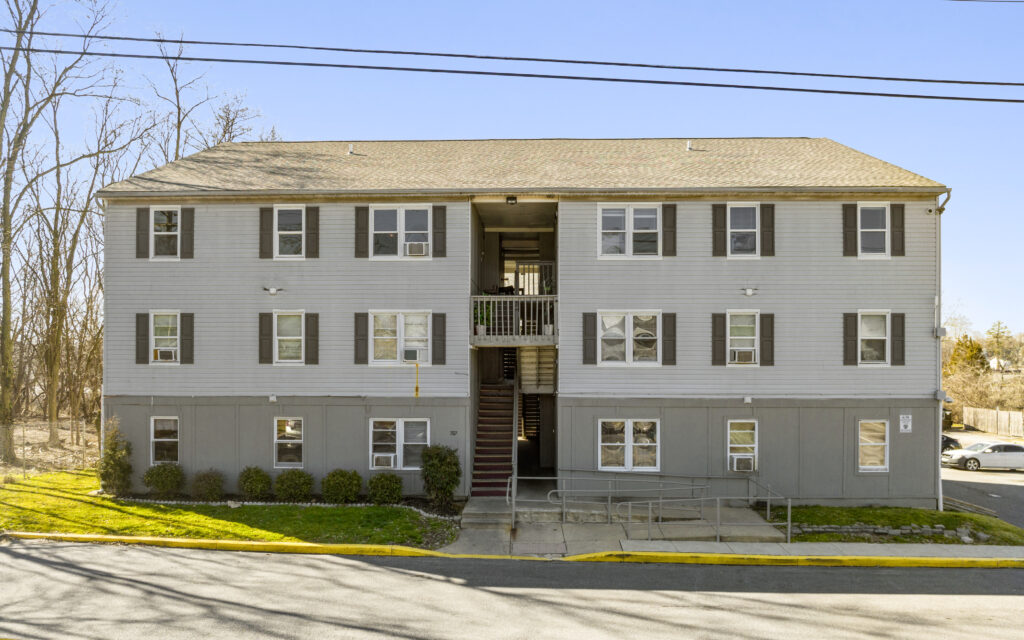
[0,470,457,549]
[768,505,1024,545]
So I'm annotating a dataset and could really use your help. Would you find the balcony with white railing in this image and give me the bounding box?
[471,295,558,346]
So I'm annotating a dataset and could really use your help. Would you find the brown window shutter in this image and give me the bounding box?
[180,208,195,259]
[306,206,319,259]
[354,312,368,364]
[355,206,369,258]
[432,313,446,364]
[662,204,677,257]
[432,205,446,257]
[891,313,906,365]
[259,207,273,259]
[760,313,774,366]
[136,313,149,364]
[180,313,194,364]
[712,313,726,365]
[843,313,858,365]
[760,204,775,257]
[891,204,905,257]
[136,208,149,259]
[582,313,597,365]
[842,204,858,257]
[259,313,273,364]
[304,313,319,364]
[712,204,727,257]
[662,312,676,365]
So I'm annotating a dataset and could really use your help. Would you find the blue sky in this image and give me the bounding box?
[49,0,1023,333]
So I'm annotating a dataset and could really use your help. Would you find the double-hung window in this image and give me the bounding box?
[858,202,889,258]
[858,420,889,472]
[371,311,430,364]
[858,310,889,366]
[728,202,759,257]
[372,205,431,258]
[274,205,305,258]
[150,311,179,363]
[151,206,180,259]
[370,419,429,469]
[274,311,304,364]
[151,416,179,464]
[599,204,660,257]
[598,419,659,471]
[274,417,303,468]
[727,420,757,472]
[727,311,758,365]
[599,312,660,365]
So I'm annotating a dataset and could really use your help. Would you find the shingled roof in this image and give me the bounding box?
[97,137,945,198]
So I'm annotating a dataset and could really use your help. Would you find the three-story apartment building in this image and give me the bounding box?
[99,138,948,506]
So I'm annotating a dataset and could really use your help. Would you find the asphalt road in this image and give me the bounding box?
[942,430,1024,528]
[2,540,1023,640]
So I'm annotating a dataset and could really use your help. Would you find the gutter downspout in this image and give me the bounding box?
[935,188,950,510]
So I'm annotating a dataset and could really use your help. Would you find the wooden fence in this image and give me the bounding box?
[963,406,1024,438]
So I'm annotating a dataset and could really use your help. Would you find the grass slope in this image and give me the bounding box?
[771,505,1024,545]
[0,470,457,548]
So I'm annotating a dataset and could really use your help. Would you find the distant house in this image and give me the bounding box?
[97,137,948,507]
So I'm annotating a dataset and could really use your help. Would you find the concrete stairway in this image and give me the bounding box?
[471,383,515,497]
[460,497,514,530]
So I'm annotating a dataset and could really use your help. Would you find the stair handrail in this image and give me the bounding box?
[508,372,520,518]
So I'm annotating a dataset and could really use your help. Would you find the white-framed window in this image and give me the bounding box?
[370,418,430,469]
[727,420,757,472]
[858,202,889,258]
[150,311,180,364]
[727,202,759,257]
[274,311,304,364]
[858,310,889,366]
[598,311,660,366]
[598,204,661,257]
[727,310,759,366]
[598,419,660,471]
[370,311,431,365]
[371,205,431,258]
[150,205,180,259]
[151,416,179,464]
[858,419,889,472]
[274,204,305,258]
[274,417,303,468]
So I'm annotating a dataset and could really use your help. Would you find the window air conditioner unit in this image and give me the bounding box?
[405,242,428,256]
[730,454,755,472]
[155,350,176,362]
[373,454,395,468]
[403,348,423,363]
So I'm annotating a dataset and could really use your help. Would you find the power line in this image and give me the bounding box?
[3,46,1022,104]
[4,28,1024,88]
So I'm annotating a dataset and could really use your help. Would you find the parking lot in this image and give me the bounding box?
[942,429,1024,528]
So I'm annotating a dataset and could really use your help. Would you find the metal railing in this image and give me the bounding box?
[513,261,556,296]
[617,491,792,542]
[471,295,557,345]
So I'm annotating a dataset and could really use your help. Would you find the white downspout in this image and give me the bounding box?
[935,188,951,510]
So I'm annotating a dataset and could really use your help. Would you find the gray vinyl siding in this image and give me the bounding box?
[557,199,939,398]
[103,201,471,397]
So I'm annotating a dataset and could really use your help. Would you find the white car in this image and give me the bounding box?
[942,441,1024,471]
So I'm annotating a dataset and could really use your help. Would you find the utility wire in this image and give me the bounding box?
[4,28,1024,88]
[3,46,1022,104]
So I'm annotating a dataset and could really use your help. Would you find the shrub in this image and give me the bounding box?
[322,469,362,504]
[421,445,461,511]
[368,472,403,505]
[97,421,133,496]
[238,466,273,501]
[143,463,185,499]
[274,469,314,502]
[191,469,225,501]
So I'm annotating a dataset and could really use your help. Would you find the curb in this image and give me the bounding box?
[5,532,1024,568]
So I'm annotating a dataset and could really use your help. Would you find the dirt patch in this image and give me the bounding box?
[0,418,99,480]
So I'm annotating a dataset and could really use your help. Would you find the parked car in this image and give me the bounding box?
[942,442,1024,471]
[941,434,961,453]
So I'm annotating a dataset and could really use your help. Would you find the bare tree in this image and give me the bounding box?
[146,37,211,166]
[196,93,261,149]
